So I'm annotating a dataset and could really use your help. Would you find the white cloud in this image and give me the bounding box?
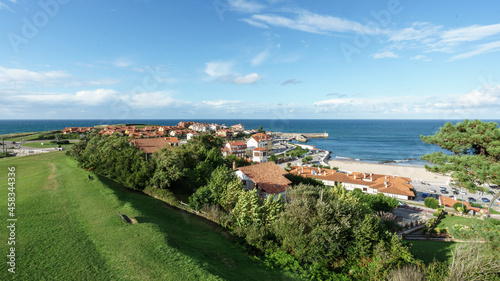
[442,23,500,43]
[249,11,386,35]
[456,85,500,107]
[228,0,265,13]
[113,57,133,67]
[314,98,356,107]
[233,73,261,84]
[450,41,500,60]
[74,89,118,105]
[240,18,269,29]
[251,48,271,66]
[129,91,182,108]
[204,61,261,85]
[389,22,441,42]
[202,100,240,106]
[0,66,70,85]
[410,55,431,61]
[370,51,399,59]
[205,61,234,77]
[7,89,118,106]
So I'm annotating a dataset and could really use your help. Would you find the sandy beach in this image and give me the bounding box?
[328,160,451,184]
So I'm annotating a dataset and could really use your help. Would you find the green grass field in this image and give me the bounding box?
[436,215,480,229]
[408,241,457,264]
[0,152,292,280]
[21,142,75,149]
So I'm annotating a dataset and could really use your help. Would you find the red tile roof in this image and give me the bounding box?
[439,196,483,213]
[165,137,179,143]
[289,166,415,198]
[228,141,246,146]
[253,147,267,151]
[238,162,291,194]
[131,138,169,154]
[251,133,271,142]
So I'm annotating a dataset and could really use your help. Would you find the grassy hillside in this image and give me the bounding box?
[0,152,292,280]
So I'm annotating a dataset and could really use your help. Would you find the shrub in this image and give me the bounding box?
[433,212,440,217]
[188,186,216,210]
[453,202,467,213]
[388,265,425,281]
[424,197,439,209]
[143,186,179,207]
[425,261,449,281]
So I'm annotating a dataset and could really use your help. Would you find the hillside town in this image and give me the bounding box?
[60,121,420,201]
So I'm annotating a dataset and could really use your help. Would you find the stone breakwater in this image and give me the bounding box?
[272,132,329,138]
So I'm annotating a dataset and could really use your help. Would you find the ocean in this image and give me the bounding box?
[1,119,496,166]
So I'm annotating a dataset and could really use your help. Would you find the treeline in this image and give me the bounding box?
[69,133,246,195]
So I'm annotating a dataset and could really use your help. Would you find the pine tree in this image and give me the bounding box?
[421,119,500,217]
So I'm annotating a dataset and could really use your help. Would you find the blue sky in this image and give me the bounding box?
[1,0,500,119]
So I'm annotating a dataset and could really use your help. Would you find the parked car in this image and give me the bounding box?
[468,197,476,202]
[452,190,459,195]
[398,201,408,206]
[441,190,449,194]
[481,198,490,203]
[422,193,428,198]
[429,189,437,193]
[440,186,447,190]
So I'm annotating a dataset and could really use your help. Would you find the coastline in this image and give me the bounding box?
[328,159,450,184]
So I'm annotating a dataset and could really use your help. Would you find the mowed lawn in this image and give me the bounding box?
[436,215,480,229]
[408,241,457,264]
[0,152,292,280]
[22,142,75,149]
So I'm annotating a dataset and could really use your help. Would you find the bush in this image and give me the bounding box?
[143,186,179,207]
[188,186,216,210]
[424,197,439,209]
[388,265,425,281]
[425,261,449,281]
[433,212,440,217]
[453,202,467,213]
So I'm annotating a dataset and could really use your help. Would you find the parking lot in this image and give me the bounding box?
[411,181,499,208]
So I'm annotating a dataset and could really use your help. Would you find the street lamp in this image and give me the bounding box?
[461,186,464,210]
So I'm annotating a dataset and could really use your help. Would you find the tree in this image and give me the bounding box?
[269,153,278,162]
[258,125,264,133]
[302,155,313,163]
[424,197,440,209]
[421,120,500,217]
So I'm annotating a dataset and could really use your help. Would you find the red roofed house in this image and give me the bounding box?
[236,162,291,200]
[252,147,268,163]
[246,133,272,151]
[187,131,199,140]
[165,137,180,147]
[221,146,230,157]
[289,166,415,200]
[131,138,169,154]
[170,130,184,137]
[230,123,245,132]
[216,129,233,139]
[62,127,94,134]
[226,141,247,158]
[439,196,485,214]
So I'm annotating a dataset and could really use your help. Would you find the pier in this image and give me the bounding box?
[273,132,329,142]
